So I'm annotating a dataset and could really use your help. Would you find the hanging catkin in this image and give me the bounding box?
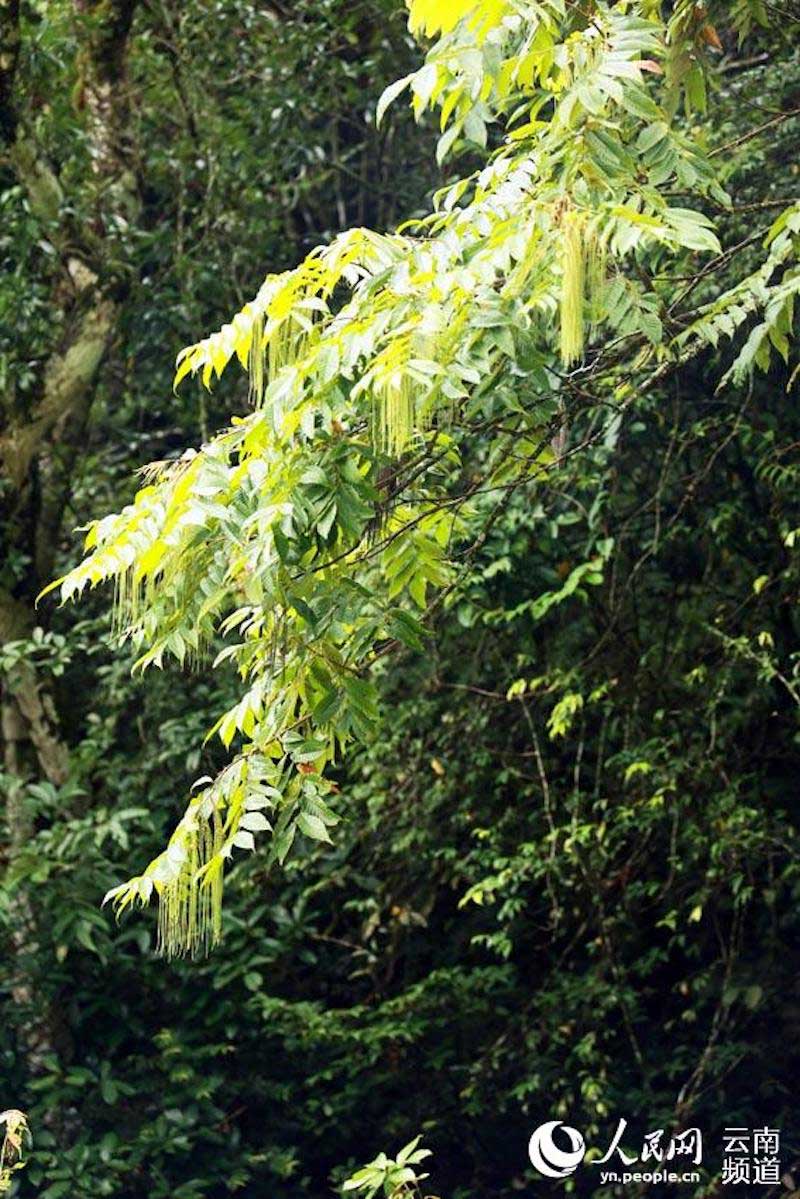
[585,222,607,337]
[560,210,585,367]
[248,312,265,406]
[157,806,224,959]
[377,375,415,457]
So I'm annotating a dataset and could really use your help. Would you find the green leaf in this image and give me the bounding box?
[297,812,333,844]
[376,74,414,126]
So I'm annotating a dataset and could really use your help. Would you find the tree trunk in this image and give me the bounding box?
[0,0,139,1133]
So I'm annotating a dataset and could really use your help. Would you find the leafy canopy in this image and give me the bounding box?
[45,0,798,957]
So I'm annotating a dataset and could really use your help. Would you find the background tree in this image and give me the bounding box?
[2,1,799,1197]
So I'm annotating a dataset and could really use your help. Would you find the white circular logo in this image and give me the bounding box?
[528,1120,586,1179]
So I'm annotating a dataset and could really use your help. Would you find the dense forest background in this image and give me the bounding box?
[1,1,799,1196]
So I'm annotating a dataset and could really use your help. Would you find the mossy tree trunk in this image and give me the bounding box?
[0,0,138,1131]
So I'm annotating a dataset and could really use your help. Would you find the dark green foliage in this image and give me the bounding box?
[2,3,800,1198]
